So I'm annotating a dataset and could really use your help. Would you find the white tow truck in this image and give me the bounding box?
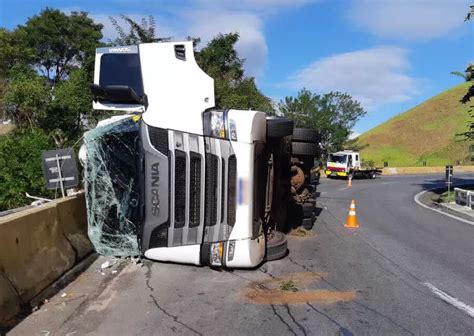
[325,150,381,179]
[81,41,295,268]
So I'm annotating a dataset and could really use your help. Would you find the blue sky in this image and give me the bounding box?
[1,0,473,135]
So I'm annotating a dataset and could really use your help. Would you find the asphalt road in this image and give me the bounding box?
[10,174,474,335]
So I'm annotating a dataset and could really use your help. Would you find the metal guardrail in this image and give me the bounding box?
[454,188,474,209]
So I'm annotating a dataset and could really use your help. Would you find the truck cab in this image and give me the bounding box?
[82,41,292,268]
[325,150,360,177]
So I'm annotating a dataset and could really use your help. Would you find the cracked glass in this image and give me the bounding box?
[83,116,141,256]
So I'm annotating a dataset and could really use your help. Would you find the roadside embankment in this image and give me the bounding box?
[0,193,92,325]
[382,166,474,175]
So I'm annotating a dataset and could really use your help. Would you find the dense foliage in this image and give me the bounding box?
[0,9,102,210]
[279,89,366,155]
[0,129,54,211]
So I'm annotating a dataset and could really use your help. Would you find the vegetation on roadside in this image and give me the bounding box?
[280,280,299,292]
[354,83,471,167]
[279,89,366,156]
[438,191,455,204]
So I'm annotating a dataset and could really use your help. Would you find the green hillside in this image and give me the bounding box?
[355,83,472,167]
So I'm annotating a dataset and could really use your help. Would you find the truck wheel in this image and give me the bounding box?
[292,128,319,143]
[302,217,313,230]
[265,231,288,261]
[291,142,319,156]
[371,172,377,179]
[266,117,294,138]
[302,202,314,218]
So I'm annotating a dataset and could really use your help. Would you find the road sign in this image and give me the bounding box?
[42,148,79,197]
[445,165,453,200]
[445,165,453,183]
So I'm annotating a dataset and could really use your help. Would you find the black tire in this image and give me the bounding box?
[302,202,314,218]
[306,198,316,207]
[292,142,319,156]
[292,128,319,143]
[266,117,294,138]
[302,217,313,230]
[310,170,320,185]
[265,231,288,261]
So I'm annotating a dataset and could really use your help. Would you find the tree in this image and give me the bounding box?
[196,33,274,113]
[452,5,474,140]
[18,8,103,82]
[3,66,50,129]
[279,89,366,155]
[42,68,93,139]
[109,15,170,45]
[0,128,54,210]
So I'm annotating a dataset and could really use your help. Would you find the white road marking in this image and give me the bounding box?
[414,190,474,226]
[423,282,474,318]
[339,187,347,191]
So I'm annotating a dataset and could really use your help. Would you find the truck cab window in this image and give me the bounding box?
[99,53,144,96]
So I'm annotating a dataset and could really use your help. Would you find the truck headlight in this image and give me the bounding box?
[210,242,224,266]
[203,110,227,139]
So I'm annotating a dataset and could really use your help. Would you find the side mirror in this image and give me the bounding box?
[90,84,148,108]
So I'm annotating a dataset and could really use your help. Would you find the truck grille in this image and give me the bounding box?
[174,150,186,228]
[205,153,219,227]
[144,128,236,249]
[227,155,237,226]
[189,153,201,228]
[148,126,168,155]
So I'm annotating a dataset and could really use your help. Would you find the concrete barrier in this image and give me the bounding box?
[0,193,92,324]
[381,166,474,175]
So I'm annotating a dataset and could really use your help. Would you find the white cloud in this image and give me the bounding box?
[196,0,313,12]
[89,0,314,78]
[348,0,468,41]
[186,10,267,77]
[349,130,361,140]
[287,46,418,108]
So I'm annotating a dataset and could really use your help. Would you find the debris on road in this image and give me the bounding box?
[100,261,112,270]
[242,272,356,305]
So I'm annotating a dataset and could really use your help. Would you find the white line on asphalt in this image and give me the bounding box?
[423,282,474,318]
[339,188,347,191]
[414,190,474,226]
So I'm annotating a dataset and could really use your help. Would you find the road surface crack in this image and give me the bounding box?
[284,304,307,336]
[145,265,202,336]
[270,304,298,336]
[307,303,353,336]
[288,257,414,335]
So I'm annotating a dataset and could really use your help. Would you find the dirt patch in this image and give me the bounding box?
[242,272,356,305]
[288,228,315,239]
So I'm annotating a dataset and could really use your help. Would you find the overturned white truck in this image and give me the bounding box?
[81,41,295,268]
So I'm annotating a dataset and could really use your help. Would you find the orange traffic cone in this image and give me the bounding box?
[347,176,352,187]
[344,200,359,228]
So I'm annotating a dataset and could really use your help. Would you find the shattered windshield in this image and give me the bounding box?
[328,154,347,164]
[83,116,141,257]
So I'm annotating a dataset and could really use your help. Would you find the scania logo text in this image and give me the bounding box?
[151,162,160,216]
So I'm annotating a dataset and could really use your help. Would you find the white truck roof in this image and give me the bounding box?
[332,150,359,155]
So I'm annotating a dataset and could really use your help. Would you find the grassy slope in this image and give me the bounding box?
[355,83,471,167]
